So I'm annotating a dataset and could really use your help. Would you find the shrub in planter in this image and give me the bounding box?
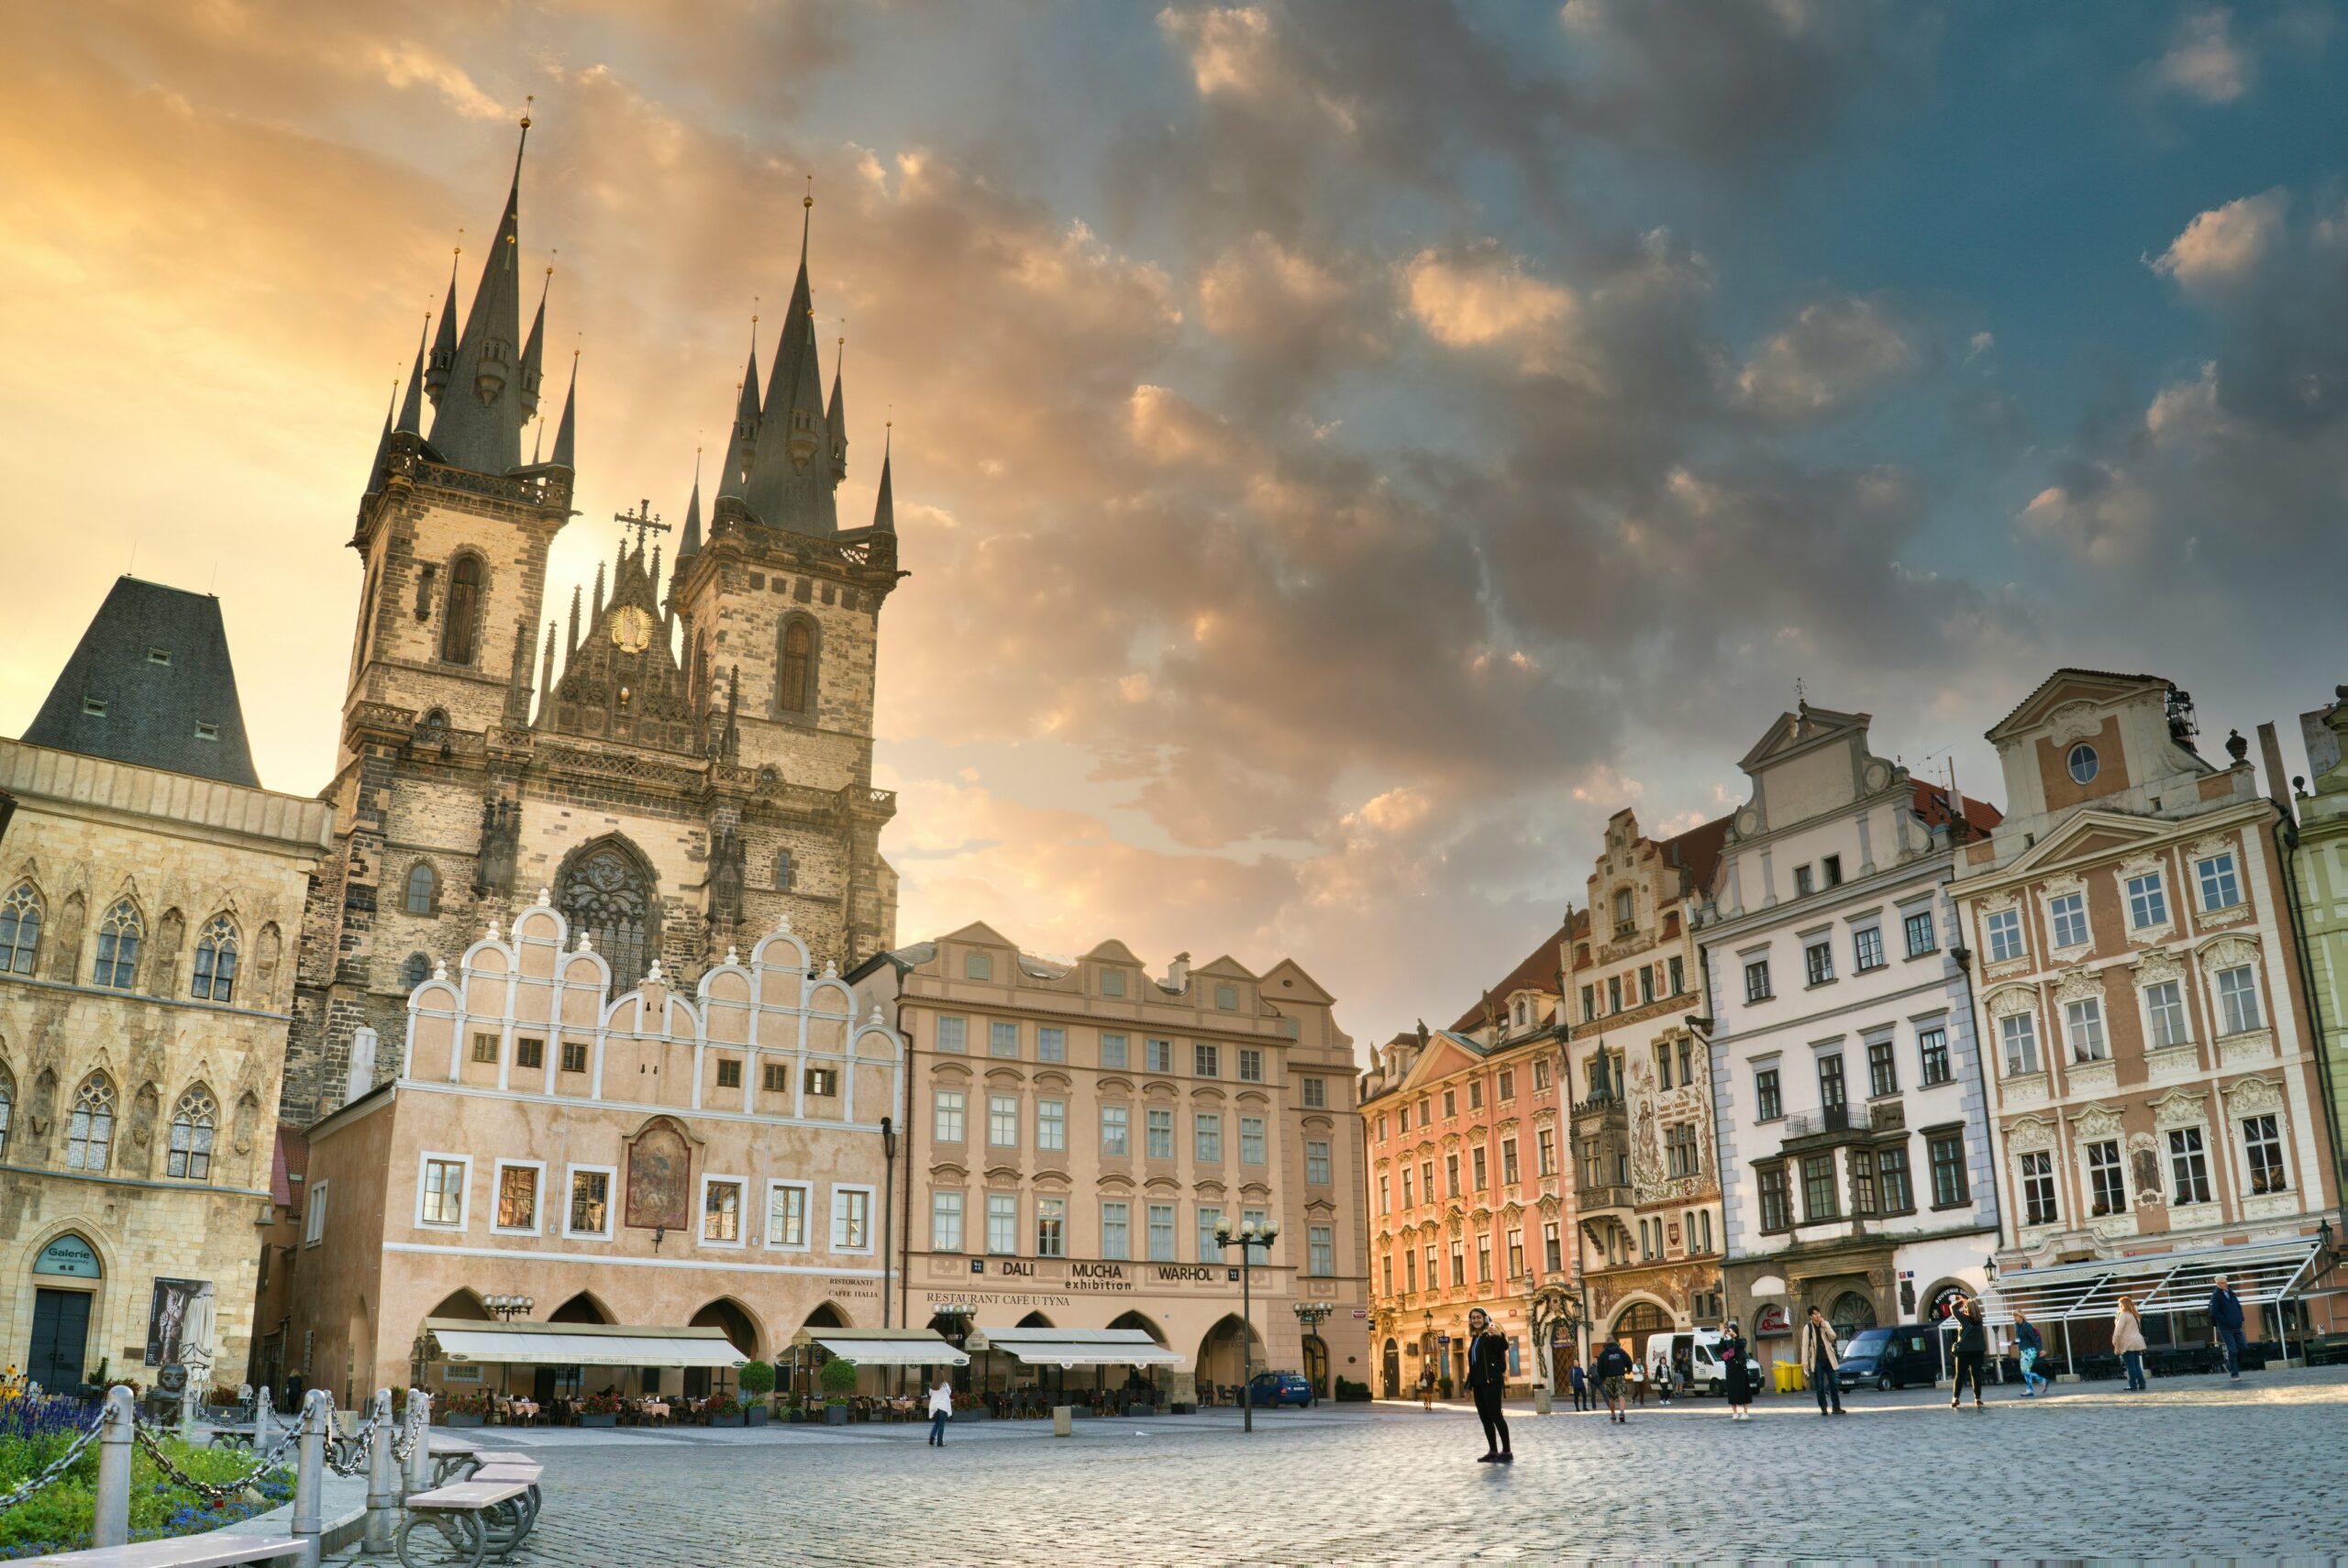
[738,1361,776,1399]
[819,1356,857,1424]
[1335,1377,1372,1403]
[576,1390,624,1429]
[704,1393,746,1427]
[437,1388,492,1427]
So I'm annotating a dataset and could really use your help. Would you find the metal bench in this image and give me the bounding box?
[17,1537,317,1568]
[396,1479,533,1568]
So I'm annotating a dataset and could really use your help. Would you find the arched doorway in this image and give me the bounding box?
[1194,1315,1266,1402]
[1103,1310,1168,1404]
[557,836,660,993]
[549,1292,613,1325]
[795,1301,852,1399]
[1382,1337,1401,1398]
[28,1232,103,1395]
[1301,1334,1329,1398]
[685,1299,759,1398]
[425,1289,492,1321]
[1610,1299,1670,1355]
[1829,1290,1877,1338]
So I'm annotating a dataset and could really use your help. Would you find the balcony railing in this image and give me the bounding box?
[1782,1104,1853,1138]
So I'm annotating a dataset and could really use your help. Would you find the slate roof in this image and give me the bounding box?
[22,577,260,787]
[1661,813,1733,901]
[1447,911,1584,1033]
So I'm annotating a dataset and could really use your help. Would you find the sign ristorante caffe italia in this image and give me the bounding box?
[916,1255,1272,1315]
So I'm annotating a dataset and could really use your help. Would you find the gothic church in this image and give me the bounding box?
[283,116,903,1122]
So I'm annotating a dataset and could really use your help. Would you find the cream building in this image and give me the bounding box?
[0,578,331,1395]
[851,923,1368,1403]
[1959,671,2342,1348]
[289,899,903,1407]
[1358,923,1574,1398]
[1566,810,1732,1355]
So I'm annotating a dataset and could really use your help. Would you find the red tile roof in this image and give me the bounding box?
[1448,911,1583,1032]
[271,1124,308,1211]
[1661,813,1733,901]
[1911,777,2002,835]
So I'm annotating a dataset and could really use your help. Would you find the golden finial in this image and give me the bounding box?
[803,174,814,210]
[521,94,534,131]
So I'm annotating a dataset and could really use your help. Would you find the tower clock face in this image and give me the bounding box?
[609,605,655,654]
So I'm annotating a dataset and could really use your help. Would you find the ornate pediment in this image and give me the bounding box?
[2067,1102,2125,1142]
[2053,967,2103,1005]
[2005,1115,2055,1154]
[2132,945,2184,988]
[2149,1088,2208,1129]
[2222,1076,2282,1117]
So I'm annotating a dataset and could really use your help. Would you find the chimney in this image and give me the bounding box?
[2257,721,2297,826]
[1166,952,1191,992]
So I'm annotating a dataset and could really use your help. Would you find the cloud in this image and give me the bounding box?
[2149,188,2287,293]
[1733,296,1921,421]
[2152,8,2254,103]
[1402,241,1574,367]
[1158,5,1279,98]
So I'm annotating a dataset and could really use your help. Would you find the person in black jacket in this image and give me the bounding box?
[1948,1297,1988,1408]
[1593,1341,1634,1425]
[1463,1309,1512,1462]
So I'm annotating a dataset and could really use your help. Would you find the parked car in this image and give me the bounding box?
[1246,1371,1315,1408]
[1836,1325,1946,1391]
[1643,1331,1734,1397]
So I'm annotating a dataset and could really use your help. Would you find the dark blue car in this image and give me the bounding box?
[1246,1371,1314,1408]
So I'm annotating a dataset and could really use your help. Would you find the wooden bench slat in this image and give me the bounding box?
[405,1480,531,1510]
[18,1534,316,1567]
[468,1464,542,1482]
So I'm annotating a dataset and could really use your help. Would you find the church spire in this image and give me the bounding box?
[364,379,397,497]
[426,102,536,475]
[739,183,839,536]
[718,323,760,502]
[537,619,559,723]
[548,350,578,471]
[395,315,429,436]
[426,251,460,405]
[519,265,551,422]
[679,449,703,558]
[870,422,896,533]
[826,337,847,484]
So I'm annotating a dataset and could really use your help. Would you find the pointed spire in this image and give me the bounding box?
[871,422,896,533]
[567,584,582,655]
[592,560,605,623]
[648,542,663,600]
[718,322,760,502]
[741,182,839,536]
[396,315,428,436]
[504,620,536,724]
[826,337,847,484]
[519,265,551,421]
[364,378,397,496]
[548,350,578,471]
[428,102,535,475]
[724,664,741,761]
[679,449,704,557]
[426,252,460,404]
[537,620,559,723]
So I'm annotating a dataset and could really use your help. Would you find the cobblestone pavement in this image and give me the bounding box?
[398,1367,2348,1565]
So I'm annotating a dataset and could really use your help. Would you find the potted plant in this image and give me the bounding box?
[737,1361,774,1426]
[819,1356,857,1425]
[951,1389,987,1422]
[437,1388,491,1428]
[576,1390,623,1429]
[704,1391,745,1427]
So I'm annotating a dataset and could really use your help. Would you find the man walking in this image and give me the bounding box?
[2014,1311,2049,1397]
[1593,1341,1633,1425]
[2209,1275,2247,1379]
[1801,1306,1844,1416]
[1464,1309,1512,1463]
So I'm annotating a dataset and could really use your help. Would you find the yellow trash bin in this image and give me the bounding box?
[1775,1360,1806,1393]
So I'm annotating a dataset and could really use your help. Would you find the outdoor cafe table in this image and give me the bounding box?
[637,1400,670,1422]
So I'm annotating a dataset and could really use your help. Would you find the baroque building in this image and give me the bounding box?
[1565,810,1730,1355]
[1956,671,2341,1345]
[282,117,903,1125]
[1700,703,2007,1358]
[0,579,331,1395]
[851,924,1368,1404]
[1358,926,1573,1398]
[2280,690,2348,1209]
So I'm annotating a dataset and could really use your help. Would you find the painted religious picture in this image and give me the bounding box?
[146,1277,212,1367]
[626,1119,692,1231]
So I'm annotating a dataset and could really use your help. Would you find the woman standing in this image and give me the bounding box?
[926,1374,954,1446]
[1720,1320,1755,1421]
[1948,1297,1988,1408]
[1463,1307,1513,1463]
[2113,1296,2149,1391]
[2014,1312,2049,1397]
[1627,1357,1646,1407]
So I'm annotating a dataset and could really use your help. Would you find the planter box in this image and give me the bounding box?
[746,1406,770,1426]
[578,1413,620,1428]
[1170,1402,1196,1415]
[440,1412,486,1429]
[953,1408,988,1422]
[823,1404,849,1426]
[1128,1404,1159,1417]
[707,1410,746,1427]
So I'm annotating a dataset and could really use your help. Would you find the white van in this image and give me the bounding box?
[1644,1330,1733,1397]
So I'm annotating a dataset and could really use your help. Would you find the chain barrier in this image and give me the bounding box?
[129,1405,311,1504]
[389,1398,423,1467]
[322,1408,384,1477]
[0,1403,114,1512]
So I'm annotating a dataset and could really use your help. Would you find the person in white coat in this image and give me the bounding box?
[926,1374,955,1446]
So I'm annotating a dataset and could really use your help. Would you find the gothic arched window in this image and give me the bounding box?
[778,619,815,715]
[559,842,656,993]
[441,555,484,666]
[168,1085,217,1180]
[191,916,238,1003]
[0,1065,14,1161]
[775,850,795,891]
[66,1074,116,1171]
[0,883,39,976]
[404,863,439,916]
[401,952,431,989]
[92,900,142,990]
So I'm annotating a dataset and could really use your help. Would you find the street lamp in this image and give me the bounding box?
[1291,1300,1334,1399]
[482,1294,535,1321]
[1215,1216,1280,1432]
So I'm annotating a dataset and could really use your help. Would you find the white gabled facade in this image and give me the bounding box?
[1700,703,2005,1354]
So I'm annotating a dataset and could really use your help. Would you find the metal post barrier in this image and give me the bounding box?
[293,1388,332,1539]
[405,1390,433,1495]
[256,1385,277,1454]
[363,1388,397,1553]
[92,1386,136,1550]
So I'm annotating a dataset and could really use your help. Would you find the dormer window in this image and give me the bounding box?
[194,723,219,743]
[2067,743,2099,785]
[82,697,106,717]
[147,647,172,667]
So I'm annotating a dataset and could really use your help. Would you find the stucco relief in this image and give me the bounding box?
[2053,967,2103,1005]
[2219,1030,2276,1068]
[2069,1103,2124,1142]
[2046,701,2103,746]
[2222,1076,2282,1117]
[2126,1133,2165,1209]
[1985,985,2036,1020]
[2006,1115,2054,1154]
[2149,1088,2207,1132]
[2196,934,2259,976]
[2132,945,2184,988]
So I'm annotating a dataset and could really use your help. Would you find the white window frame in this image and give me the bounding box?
[831,1183,877,1254]
[2125,872,2168,931]
[565,1163,618,1242]
[1101,1103,1130,1155]
[1985,909,2024,964]
[1147,1202,1177,1261]
[931,1189,964,1253]
[303,1178,328,1247]
[2216,965,2264,1035]
[2063,998,2107,1062]
[2196,852,2242,912]
[989,1094,1020,1147]
[935,1015,968,1054]
[1037,1097,1069,1153]
[415,1151,473,1231]
[763,1179,813,1252]
[986,1192,1019,1255]
[934,1088,966,1143]
[2143,978,2189,1050]
[1146,1107,1175,1159]
[2047,891,2089,950]
[1102,1200,1131,1260]
[1999,1011,2040,1077]
[1239,1115,1267,1165]
[490,1158,546,1237]
[699,1172,748,1249]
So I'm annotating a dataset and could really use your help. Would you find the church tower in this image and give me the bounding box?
[283,123,904,1125]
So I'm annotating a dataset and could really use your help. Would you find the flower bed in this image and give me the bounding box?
[0,1395,293,1560]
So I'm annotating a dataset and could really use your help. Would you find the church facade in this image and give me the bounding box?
[281,117,904,1128]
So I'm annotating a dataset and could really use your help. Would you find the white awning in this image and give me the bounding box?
[426,1321,747,1369]
[964,1327,1183,1367]
[1981,1235,2331,1326]
[809,1335,969,1367]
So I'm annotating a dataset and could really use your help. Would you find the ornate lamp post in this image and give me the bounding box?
[1215,1216,1280,1432]
[482,1294,535,1321]
[1290,1299,1334,1399]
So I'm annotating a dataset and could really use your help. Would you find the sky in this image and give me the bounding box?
[5,1,2346,1058]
